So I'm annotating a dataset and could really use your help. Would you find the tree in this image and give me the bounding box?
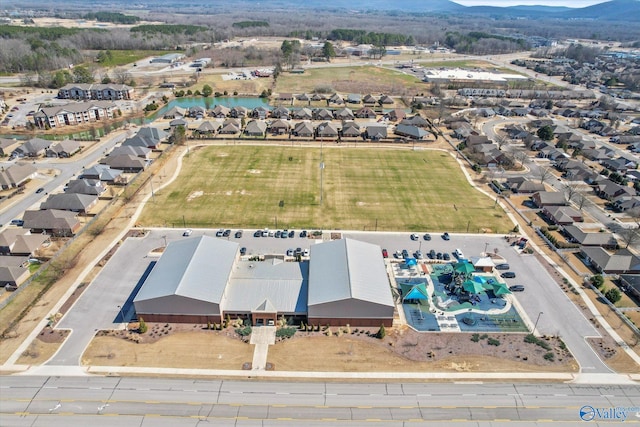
[50,70,72,88]
[604,288,622,304]
[563,183,582,204]
[322,42,336,62]
[172,125,186,145]
[536,166,553,184]
[138,317,147,334]
[73,66,94,84]
[202,84,213,97]
[114,69,132,85]
[537,125,554,141]
[590,274,605,289]
[619,227,640,249]
[376,324,386,339]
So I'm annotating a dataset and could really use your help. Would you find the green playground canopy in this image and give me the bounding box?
[454,262,475,274]
[400,282,429,301]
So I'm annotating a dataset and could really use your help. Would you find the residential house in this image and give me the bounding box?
[218,119,241,135]
[310,93,325,102]
[378,95,394,105]
[252,106,270,120]
[401,115,429,127]
[476,108,496,118]
[163,106,186,120]
[193,121,218,138]
[268,119,290,135]
[41,193,98,214]
[340,121,361,138]
[562,225,617,248]
[466,135,491,147]
[355,107,376,119]
[0,138,21,157]
[504,177,545,193]
[346,94,361,104]
[334,108,354,121]
[365,125,388,141]
[188,106,206,119]
[601,157,637,174]
[80,165,126,185]
[276,93,293,103]
[0,229,49,256]
[581,247,640,274]
[230,106,249,118]
[292,121,314,138]
[270,106,290,119]
[292,108,313,120]
[22,209,81,236]
[512,108,530,117]
[123,127,168,150]
[65,178,107,196]
[612,196,640,212]
[316,122,339,138]
[394,124,429,140]
[169,118,188,130]
[210,105,230,118]
[0,163,37,190]
[543,205,583,225]
[362,94,377,105]
[596,180,636,200]
[619,274,640,301]
[387,109,407,122]
[57,83,133,101]
[313,108,333,121]
[329,93,344,104]
[13,138,51,158]
[531,191,568,208]
[495,106,512,117]
[0,257,29,289]
[244,120,267,137]
[34,101,117,129]
[104,154,147,172]
[46,140,81,158]
[295,93,310,102]
[582,148,614,161]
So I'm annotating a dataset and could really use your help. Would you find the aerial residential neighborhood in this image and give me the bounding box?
[0,0,640,425]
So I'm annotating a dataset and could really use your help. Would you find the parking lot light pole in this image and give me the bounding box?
[484,242,489,256]
[117,305,124,323]
[534,311,543,334]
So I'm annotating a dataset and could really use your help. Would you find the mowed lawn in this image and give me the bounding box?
[138,147,507,232]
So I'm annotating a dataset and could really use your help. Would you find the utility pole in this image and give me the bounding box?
[320,161,325,204]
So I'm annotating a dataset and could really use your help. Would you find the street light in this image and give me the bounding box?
[534,311,544,334]
[117,305,124,323]
[484,242,489,256]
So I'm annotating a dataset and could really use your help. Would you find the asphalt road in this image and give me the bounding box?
[45,229,607,373]
[1,376,639,426]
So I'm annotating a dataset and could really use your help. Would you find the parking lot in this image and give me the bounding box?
[49,228,608,371]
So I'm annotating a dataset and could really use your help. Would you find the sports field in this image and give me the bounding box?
[137,146,508,232]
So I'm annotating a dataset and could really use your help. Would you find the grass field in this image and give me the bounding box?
[137,146,508,232]
[95,50,183,67]
[275,66,425,95]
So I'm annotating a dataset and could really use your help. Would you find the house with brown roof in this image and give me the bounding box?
[543,205,583,225]
[268,119,291,135]
[562,225,617,248]
[0,255,30,289]
[22,209,81,236]
[531,191,568,208]
[341,121,361,138]
[292,108,312,120]
[65,179,107,196]
[335,108,355,121]
[581,247,640,274]
[0,138,21,156]
[210,105,230,118]
[387,109,406,122]
[292,121,314,138]
[0,163,37,190]
[46,140,81,158]
[41,193,98,214]
[0,229,49,256]
[316,122,339,138]
[244,120,267,137]
[104,154,147,172]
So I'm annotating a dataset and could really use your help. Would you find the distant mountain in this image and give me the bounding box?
[463,5,569,18]
[270,0,466,12]
[561,0,640,21]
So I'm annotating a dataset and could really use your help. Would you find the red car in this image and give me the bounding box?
[382,249,388,258]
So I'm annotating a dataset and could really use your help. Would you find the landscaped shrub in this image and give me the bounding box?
[235,326,252,337]
[487,338,501,346]
[543,352,555,361]
[377,324,386,339]
[605,288,622,304]
[138,317,147,334]
[524,333,551,350]
[471,333,480,342]
[275,327,297,338]
[590,274,605,289]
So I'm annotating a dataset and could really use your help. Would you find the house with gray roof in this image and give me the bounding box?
[292,108,313,120]
[341,121,361,138]
[394,124,429,140]
[268,119,291,135]
[163,106,186,119]
[531,191,568,208]
[581,247,640,274]
[316,122,339,138]
[210,105,230,118]
[244,120,267,137]
[80,164,125,184]
[109,145,151,159]
[335,107,355,121]
[365,124,388,140]
[41,193,98,213]
[22,209,81,236]
[543,205,583,225]
[104,154,146,172]
[308,238,394,326]
[46,140,81,158]
[401,115,429,127]
[504,177,545,194]
[292,121,314,138]
[0,254,30,288]
[14,138,51,158]
[0,138,21,157]
[65,178,107,196]
[0,228,49,256]
[562,225,617,248]
[230,106,249,118]
[0,163,37,190]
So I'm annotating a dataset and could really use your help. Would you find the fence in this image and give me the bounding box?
[583,277,640,339]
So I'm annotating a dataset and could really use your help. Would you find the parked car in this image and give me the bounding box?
[288,230,295,238]
[423,233,431,241]
[453,248,465,259]
[295,247,302,255]
[10,219,24,226]
[442,232,450,240]
[235,230,243,238]
[402,249,409,258]
[501,272,516,279]
[443,253,451,260]
[183,229,193,237]
[275,230,282,238]
[280,230,288,238]
[495,263,510,270]
[428,249,436,259]
[254,230,262,237]
[286,248,294,256]
[303,248,309,256]
[382,249,388,258]
[414,250,423,259]
[300,230,308,238]
[223,229,231,237]
[395,250,402,259]
[215,229,224,237]
[436,252,443,260]
[240,247,247,255]
[410,233,419,241]
[509,285,525,292]
[36,187,44,194]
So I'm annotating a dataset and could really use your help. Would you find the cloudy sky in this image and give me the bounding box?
[455,0,605,7]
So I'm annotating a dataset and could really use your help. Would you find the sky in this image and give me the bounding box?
[455,0,605,7]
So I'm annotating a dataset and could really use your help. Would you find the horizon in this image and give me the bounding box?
[455,0,607,7]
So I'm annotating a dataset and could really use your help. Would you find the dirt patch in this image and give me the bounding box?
[187,190,204,201]
[16,328,70,365]
[269,327,577,372]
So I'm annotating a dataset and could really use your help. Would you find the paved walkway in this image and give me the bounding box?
[249,326,276,370]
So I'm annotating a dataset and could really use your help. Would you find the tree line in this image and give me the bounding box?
[83,12,140,24]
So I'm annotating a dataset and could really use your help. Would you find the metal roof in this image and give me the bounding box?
[134,236,238,305]
[224,260,308,314]
[308,238,393,308]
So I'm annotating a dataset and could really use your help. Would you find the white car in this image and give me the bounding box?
[183,229,193,237]
[303,248,309,257]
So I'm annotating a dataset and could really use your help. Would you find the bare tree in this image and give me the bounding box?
[495,134,509,150]
[114,69,132,85]
[563,183,582,204]
[574,193,588,210]
[619,227,640,249]
[513,150,529,168]
[536,166,554,184]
